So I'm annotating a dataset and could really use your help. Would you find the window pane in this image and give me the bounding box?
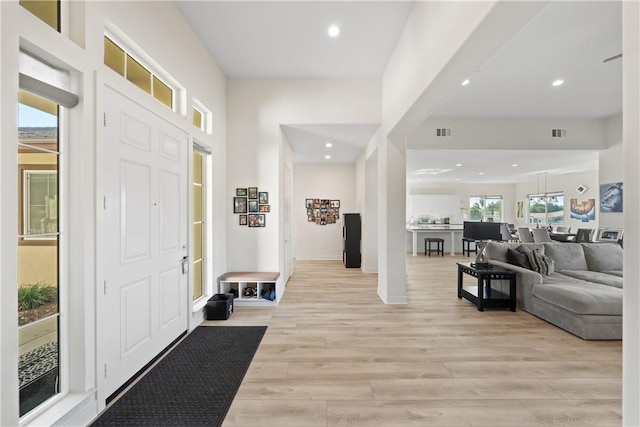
[193,184,202,223]
[193,152,203,185]
[18,93,58,151]
[528,196,545,224]
[104,36,125,77]
[193,223,203,261]
[193,260,203,300]
[153,76,172,109]
[193,108,203,130]
[126,55,151,94]
[18,238,58,325]
[547,195,564,225]
[20,0,59,31]
[485,197,502,222]
[469,197,484,221]
[22,169,58,236]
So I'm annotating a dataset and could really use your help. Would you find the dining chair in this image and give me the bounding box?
[532,228,553,243]
[575,228,594,243]
[556,226,571,233]
[518,227,534,243]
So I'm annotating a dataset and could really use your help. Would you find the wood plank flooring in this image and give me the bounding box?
[208,255,622,427]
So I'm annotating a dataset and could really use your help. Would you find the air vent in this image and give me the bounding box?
[436,128,452,137]
[551,128,566,138]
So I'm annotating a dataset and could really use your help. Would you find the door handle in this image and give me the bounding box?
[181,256,189,274]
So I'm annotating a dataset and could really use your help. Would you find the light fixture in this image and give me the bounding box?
[456,163,462,167]
[478,172,485,175]
[461,79,470,86]
[512,163,518,167]
[325,142,332,148]
[328,25,340,37]
[552,79,564,87]
[324,155,331,159]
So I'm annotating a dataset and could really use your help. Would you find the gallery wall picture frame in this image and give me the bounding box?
[305,198,313,208]
[248,213,265,227]
[248,200,259,212]
[233,197,247,213]
[239,215,248,225]
[306,197,340,225]
[259,192,269,204]
[248,187,258,199]
[330,200,340,208]
[259,205,270,212]
[236,188,248,196]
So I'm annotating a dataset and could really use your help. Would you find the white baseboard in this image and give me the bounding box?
[377,290,408,304]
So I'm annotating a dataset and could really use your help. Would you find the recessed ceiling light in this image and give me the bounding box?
[325,142,332,148]
[328,25,340,37]
[461,79,470,86]
[324,155,331,159]
[512,163,519,167]
[456,178,461,181]
[456,163,462,167]
[552,79,564,87]
[478,172,485,175]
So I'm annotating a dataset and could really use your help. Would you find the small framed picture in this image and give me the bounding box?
[597,228,623,242]
[249,200,259,212]
[248,187,258,199]
[259,192,268,204]
[248,213,265,227]
[239,215,248,226]
[233,197,247,213]
[330,200,340,208]
[259,205,270,212]
[305,198,313,208]
[236,188,247,196]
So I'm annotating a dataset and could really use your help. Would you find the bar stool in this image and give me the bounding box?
[424,238,444,257]
[462,237,477,257]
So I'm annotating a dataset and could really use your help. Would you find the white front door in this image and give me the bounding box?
[102,87,188,398]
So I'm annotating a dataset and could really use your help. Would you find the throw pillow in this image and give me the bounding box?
[527,247,555,276]
[506,248,532,270]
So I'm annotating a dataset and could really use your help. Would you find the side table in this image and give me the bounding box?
[457,262,516,311]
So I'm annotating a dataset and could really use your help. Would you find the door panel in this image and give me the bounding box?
[102,86,188,398]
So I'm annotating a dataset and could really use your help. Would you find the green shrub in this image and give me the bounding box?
[18,282,57,311]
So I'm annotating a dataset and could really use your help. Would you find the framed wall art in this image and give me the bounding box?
[249,200,259,212]
[248,187,258,199]
[305,197,340,225]
[248,214,265,227]
[259,192,269,204]
[236,188,247,196]
[233,197,247,213]
[239,215,248,225]
[259,205,270,212]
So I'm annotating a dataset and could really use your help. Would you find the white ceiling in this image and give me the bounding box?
[174,1,414,79]
[406,149,599,185]
[176,1,622,182]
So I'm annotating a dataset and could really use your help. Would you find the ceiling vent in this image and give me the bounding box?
[436,127,452,137]
[551,128,566,138]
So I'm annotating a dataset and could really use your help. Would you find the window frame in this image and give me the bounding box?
[469,195,503,222]
[527,191,565,225]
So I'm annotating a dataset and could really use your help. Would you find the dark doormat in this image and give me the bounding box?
[91,326,267,427]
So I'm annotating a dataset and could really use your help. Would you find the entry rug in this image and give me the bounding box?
[92,326,267,427]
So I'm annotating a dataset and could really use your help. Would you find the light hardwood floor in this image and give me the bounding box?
[210,255,622,427]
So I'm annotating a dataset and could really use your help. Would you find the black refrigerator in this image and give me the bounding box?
[343,213,361,268]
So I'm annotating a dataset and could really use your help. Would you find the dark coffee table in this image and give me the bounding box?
[457,262,516,311]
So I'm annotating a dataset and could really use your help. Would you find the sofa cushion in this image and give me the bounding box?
[528,248,555,276]
[582,243,623,272]
[506,248,532,270]
[558,270,623,288]
[604,271,623,277]
[543,243,588,271]
[533,282,622,316]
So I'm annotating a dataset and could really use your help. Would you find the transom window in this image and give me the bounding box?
[20,0,60,31]
[469,196,503,222]
[104,35,174,110]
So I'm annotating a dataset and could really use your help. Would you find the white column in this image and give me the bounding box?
[378,135,407,304]
[623,2,640,425]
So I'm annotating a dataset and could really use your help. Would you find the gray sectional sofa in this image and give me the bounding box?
[484,241,623,340]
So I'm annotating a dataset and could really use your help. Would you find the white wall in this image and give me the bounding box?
[293,163,356,260]
[600,115,624,229]
[226,79,380,271]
